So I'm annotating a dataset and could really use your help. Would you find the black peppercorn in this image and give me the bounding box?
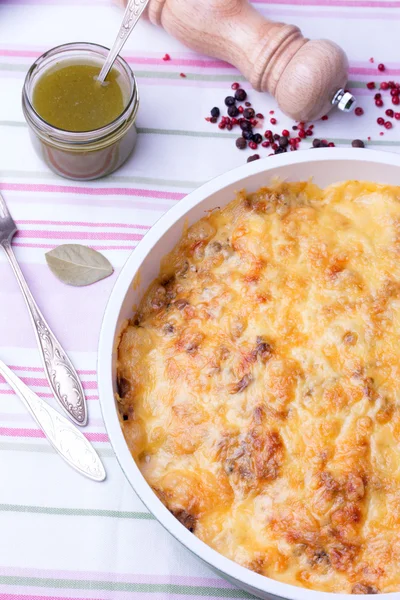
[279,136,289,147]
[312,139,321,148]
[240,120,252,131]
[224,96,236,106]
[243,107,255,119]
[210,107,220,118]
[235,88,247,102]
[236,137,247,149]
[252,133,263,144]
[274,147,287,154]
[242,129,254,140]
[352,139,365,148]
[247,154,260,162]
[228,105,239,117]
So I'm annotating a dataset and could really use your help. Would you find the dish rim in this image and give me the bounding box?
[98,148,400,600]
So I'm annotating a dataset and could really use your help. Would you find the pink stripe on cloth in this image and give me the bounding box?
[0,183,185,201]
[0,427,108,442]
[0,375,97,390]
[16,220,151,230]
[16,230,144,242]
[13,242,136,250]
[0,390,99,400]
[9,366,96,375]
[0,567,235,588]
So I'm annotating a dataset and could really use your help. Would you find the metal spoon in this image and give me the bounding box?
[0,360,105,481]
[98,0,150,84]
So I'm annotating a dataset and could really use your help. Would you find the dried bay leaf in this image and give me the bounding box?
[45,244,114,286]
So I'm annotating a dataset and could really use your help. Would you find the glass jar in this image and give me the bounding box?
[22,42,139,181]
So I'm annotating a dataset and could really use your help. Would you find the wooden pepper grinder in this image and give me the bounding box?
[115,0,355,121]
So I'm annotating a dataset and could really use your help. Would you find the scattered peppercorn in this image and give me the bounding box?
[242,130,254,140]
[328,142,335,147]
[252,133,263,144]
[313,139,321,148]
[235,89,247,102]
[264,130,272,138]
[282,129,290,137]
[238,105,244,113]
[321,115,328,121]
[211,107,220,118]
[228,105,239,117]
[247,154,260,162]
[377,117,385,125]
[298,129,306,138]
[279,136,289,147]
[270,118,277,125]
[271,143,278,150]
[218,122,226,130]
[380,82,389,90]
[391,88,399,96]
[231,82,240,90]
[261,141,270,148]
[225,96,236,106]
[355,107,364,116]
[256,113,264,119]
[396,113,400,120]
[352,139,365,147]
[366,82,375,89]
[378,63,386,71]
[162,53,171,61]
[375,99,383,107]
[235,137,247,149]
[375,93,382,100]
[292,125,298,130]
[386,109,394,117]
[210,116,217,123]
[249,141,258,150]
[179,73,187,78]
[275,146,287,154]
[385,121,393,129]
[245,101,252,107]
[240,120,252,131]
[244,107,255,119]
[392,96,400,105]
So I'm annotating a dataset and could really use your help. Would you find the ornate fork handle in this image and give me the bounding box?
[98,0,150,83]
[2,241,87,426]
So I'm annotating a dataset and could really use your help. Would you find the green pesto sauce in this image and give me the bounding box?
[32,63,125,132]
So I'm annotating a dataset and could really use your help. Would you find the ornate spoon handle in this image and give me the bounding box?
[0,359,105,481]
[98,0,150,83]
[2,241,87,426]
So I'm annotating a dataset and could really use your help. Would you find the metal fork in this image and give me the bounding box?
[0,192,87,426]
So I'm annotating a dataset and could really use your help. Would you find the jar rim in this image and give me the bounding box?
[22,41,139,145]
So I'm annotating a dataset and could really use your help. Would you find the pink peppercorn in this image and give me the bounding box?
[355,107,364,116]
[249,141,258,149]
[179,72,187,78]
[321,115,329,121]
[367,82,376,90]
[328,142,335,147]
[282,129,290,137]
[380,82,389,90]
[162,53,171,61]
[377,117,385,125]
[378,63,385,71]
[269,110,274,115]
[238,106,244,113]
[218,121,226,129]
[231,82,240,90]
[271,143,278,150]
[270,118,277,125]
[298,130,306,138]
[374,93,382,100]
[261,141,270,148]
[386,109,394,117]
[256,113,264,119]
[306,129,313,136]
[375,99,384,107]
[385,121,393,129]
[393,96,400,105]
[395,113,400,120]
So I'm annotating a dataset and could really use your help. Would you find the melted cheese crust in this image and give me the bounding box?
[118,181,400,594]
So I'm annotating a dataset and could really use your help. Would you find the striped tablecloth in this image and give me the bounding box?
[0,1,400,599]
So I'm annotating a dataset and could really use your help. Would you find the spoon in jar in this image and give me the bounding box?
[98,0,150,84]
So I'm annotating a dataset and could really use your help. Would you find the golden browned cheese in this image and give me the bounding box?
[118,181,400,594]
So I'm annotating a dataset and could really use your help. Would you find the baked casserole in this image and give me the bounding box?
[117,180,400,594]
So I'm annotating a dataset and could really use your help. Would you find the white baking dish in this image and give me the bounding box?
[98,148,400,600]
